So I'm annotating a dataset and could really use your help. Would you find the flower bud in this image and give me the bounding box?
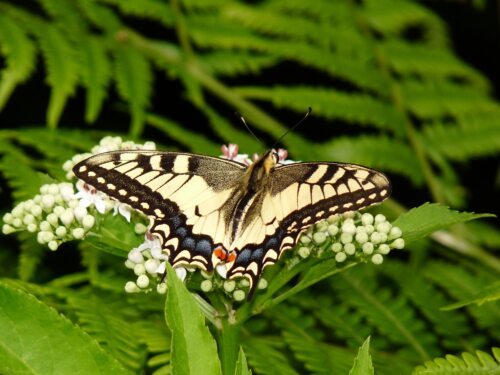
[201,280,213,292]
[224,280,236,292]
[335,252,347,262]
[378,244,390,255]
[157,283,167,294]
[392,238,405,249]
[72,228,85,239]
[362,242,374,255]
[82,215,95,229]
[313,232,327,244]
[125,281,140,293]
[298,246,311,258]
[258,278,268,290]
[136,275,150,288]
[371,254,384,264]
[233,290,246,301]
[134,264,146,276]
[331,243,342,253]
[361,213,374,225]
[344,243,355,255]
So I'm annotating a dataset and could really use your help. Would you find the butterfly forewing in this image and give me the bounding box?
[74,151,246,270]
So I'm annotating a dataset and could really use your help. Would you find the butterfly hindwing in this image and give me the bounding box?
[74,151,246,270]
[226,162,391,288]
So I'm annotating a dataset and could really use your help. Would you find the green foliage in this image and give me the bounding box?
[0,0,498,374]
[0,281,129,375]
[413,347,500,374]
[393,203,495,244]
[349,337,374,375]
[165,263,222,375]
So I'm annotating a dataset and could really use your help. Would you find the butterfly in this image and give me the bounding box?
[73,147,391,294]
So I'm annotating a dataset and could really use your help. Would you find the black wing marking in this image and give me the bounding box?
[226,162,391,292]
[73,151,246,271]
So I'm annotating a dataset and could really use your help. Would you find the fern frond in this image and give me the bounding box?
[79,36,112,123]
[113,46,153,137]
[146,113,219,154]
[76,0,122,33]
[100,0,174,26]
[200,51,277,77]
[35,0,87,36]
[381,261,469,348]
[0,141,55,202]
[0,14,37,110]
[221,2,368,56]
[421,117,500,161]
[332,269,439,362]
[383,40,488,89]
[243,336,298,375]
[318,135,423,185]
[283,329,354,374]
[34,23,80,128]
[423,261,500,339]
[17,232,45,282]
[235,86,405,135]
[413,347,500,374]
[188,16,387,93]
[443,281,500,311]
[362,0,448,46]
[64,292,148,372]
[402,80,500,120]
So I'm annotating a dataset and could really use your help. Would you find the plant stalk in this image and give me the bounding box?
[217,317,241,375]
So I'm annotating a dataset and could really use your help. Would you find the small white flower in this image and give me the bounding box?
[137,275,150,288]
[74,181,107,214]
[175,266,187,282]
[113,203,132,222]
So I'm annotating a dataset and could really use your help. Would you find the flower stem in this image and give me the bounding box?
[217,317,241,375]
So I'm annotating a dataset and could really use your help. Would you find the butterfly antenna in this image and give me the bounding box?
[235,112,262,145]
[271,107,312,149]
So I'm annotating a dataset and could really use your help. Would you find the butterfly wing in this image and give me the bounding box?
[227,162,391,289]
[73,151,246,271]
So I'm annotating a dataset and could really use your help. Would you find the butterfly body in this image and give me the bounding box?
[73,148,391,292]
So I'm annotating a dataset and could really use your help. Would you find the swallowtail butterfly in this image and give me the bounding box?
[73,149,390,293]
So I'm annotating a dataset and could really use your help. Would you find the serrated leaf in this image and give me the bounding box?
[113,46,152,137]
[164,263,222,375]
[413,347,500,374]
[393,203,494,244]
[349,337,374,375]
[0,281,130,375]
[0,14,36,110]
[442,281,500,311]
[34,24,79,128]
[79,36,111,123]
[234,347,252,375]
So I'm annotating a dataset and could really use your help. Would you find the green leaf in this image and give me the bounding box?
[113,46,152,137]
[234,347,252,375]
[349,337,374,375]
[393,203,495,244]
[79,36,111,123]
[164,263,222,375]
[442,281,500,311]
[0,14,36,110]
[0,281,129,375]
[34,23,79,128]
[413,347,500,374]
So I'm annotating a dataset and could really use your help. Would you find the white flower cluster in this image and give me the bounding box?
[123,233,184,294]
[2,183,96,250]
[63,136,156,180]
[123,231,268,300]
[297,212,404,265]
[2,136,157,250]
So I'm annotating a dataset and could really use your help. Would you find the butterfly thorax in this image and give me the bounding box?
[228,150,278,245]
